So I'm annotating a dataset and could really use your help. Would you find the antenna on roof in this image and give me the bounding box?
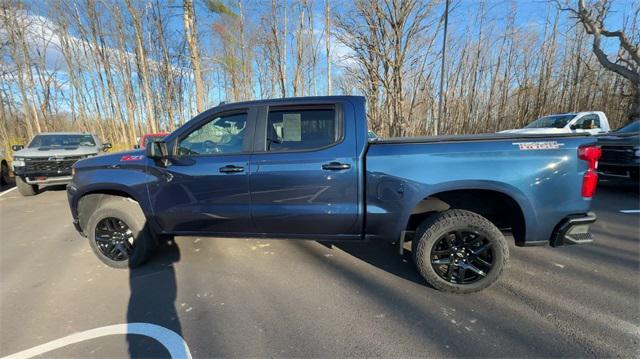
[218,101,226,106]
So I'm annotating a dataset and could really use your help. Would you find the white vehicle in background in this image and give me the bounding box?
[500,112,610,135]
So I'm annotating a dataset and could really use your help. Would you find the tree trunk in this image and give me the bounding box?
[183,0,206,113]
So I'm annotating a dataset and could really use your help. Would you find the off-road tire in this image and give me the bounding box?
[86,196,156,268]
[0,161,9,186]
[16,176,38,196]
[412,209,509,294]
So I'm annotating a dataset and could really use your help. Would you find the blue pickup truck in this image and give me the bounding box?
[67,96,601,293]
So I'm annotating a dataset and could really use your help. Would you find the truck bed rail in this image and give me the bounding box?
[370,132,593,145]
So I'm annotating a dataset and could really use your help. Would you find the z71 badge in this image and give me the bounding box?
[512,141,564,150]
[120,155,144,161]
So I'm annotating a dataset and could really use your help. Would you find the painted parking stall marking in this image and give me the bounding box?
[1,323,192,359]
[0,187,16,197]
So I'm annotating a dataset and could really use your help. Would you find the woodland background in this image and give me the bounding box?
[1,0,639,154]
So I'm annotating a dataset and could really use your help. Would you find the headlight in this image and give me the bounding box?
[12,158,25,167]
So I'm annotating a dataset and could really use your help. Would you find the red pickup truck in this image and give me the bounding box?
[134,133,169,149]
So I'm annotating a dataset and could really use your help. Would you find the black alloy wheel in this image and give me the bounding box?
[430,230,494,284]
[94,217,135,261]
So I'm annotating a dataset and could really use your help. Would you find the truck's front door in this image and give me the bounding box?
[571,114,604,134]
[148,110,255,234]
[249,103,361,237]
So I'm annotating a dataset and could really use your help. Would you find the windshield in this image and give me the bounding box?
[28,134,96,148]
[616,121,639,133]
[525,115,576,129]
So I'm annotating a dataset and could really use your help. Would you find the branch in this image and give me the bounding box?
[575,0,640,83]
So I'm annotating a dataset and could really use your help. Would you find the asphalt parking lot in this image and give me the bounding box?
[0,180,638,358]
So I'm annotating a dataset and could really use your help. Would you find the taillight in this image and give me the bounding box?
[578,145,601,198]
[578,145,601,170]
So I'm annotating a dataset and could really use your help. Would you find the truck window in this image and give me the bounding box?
[266,108,339,151]
[28,134,96,148]
[574,115,600,129]
[178,113,247,155]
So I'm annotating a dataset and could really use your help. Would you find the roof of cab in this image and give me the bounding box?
[211,95,365,111]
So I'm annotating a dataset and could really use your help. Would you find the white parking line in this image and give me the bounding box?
[619,210,640,214]
[0,187,16,197]
[1,323,192,359]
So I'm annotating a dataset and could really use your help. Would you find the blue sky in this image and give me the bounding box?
[9,0,634,114]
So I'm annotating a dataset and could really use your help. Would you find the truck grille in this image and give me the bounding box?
[23,156,84,175]
[600,146,635,164]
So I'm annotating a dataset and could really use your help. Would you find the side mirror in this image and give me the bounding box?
[102,143,112,151]
[570,124,578,130]
[146,141,170,166]
[269,136,283,144]
[12,144,24,151]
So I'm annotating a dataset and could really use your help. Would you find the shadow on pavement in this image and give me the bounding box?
[323,240,430,287]
[127,238,182,358]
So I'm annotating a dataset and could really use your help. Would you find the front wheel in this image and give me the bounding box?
[86,196,156,268]
[412,209,509,294]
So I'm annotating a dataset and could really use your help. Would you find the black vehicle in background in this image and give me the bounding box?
[598,121,639,181]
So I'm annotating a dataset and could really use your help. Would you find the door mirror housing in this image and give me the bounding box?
[146,141,170,166]
[102,143,112,151]
[11,144,24,151]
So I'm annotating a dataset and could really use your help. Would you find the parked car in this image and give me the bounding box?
[67,96,600,293]
[0,148,9,186]
[12,132,111,196]
[500,111,610,135]
[134,133,169,149]
[597,121,639,181]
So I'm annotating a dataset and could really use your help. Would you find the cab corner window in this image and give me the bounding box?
[267,108,338,152]
[179,113,247,155]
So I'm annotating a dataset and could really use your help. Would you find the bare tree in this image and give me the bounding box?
[324,0,332,95]
[561,0,640,121]
[183,0,206,113]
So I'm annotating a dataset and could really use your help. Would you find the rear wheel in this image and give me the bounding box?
[16,176,38,196]
[0,161,9,186]
[86,196,156,268]
[412,209,509,293]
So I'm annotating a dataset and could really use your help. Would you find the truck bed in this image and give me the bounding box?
[364,133,598,246]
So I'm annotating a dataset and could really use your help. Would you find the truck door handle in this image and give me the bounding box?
[322,162,351,171]
[219,165,244,173]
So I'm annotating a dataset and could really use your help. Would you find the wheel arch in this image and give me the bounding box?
[405,184,532,246]
[76,187,148,235]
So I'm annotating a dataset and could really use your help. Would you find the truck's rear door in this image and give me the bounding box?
[249,102,361,237]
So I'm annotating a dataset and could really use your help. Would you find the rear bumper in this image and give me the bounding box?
[550,212,597,247]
